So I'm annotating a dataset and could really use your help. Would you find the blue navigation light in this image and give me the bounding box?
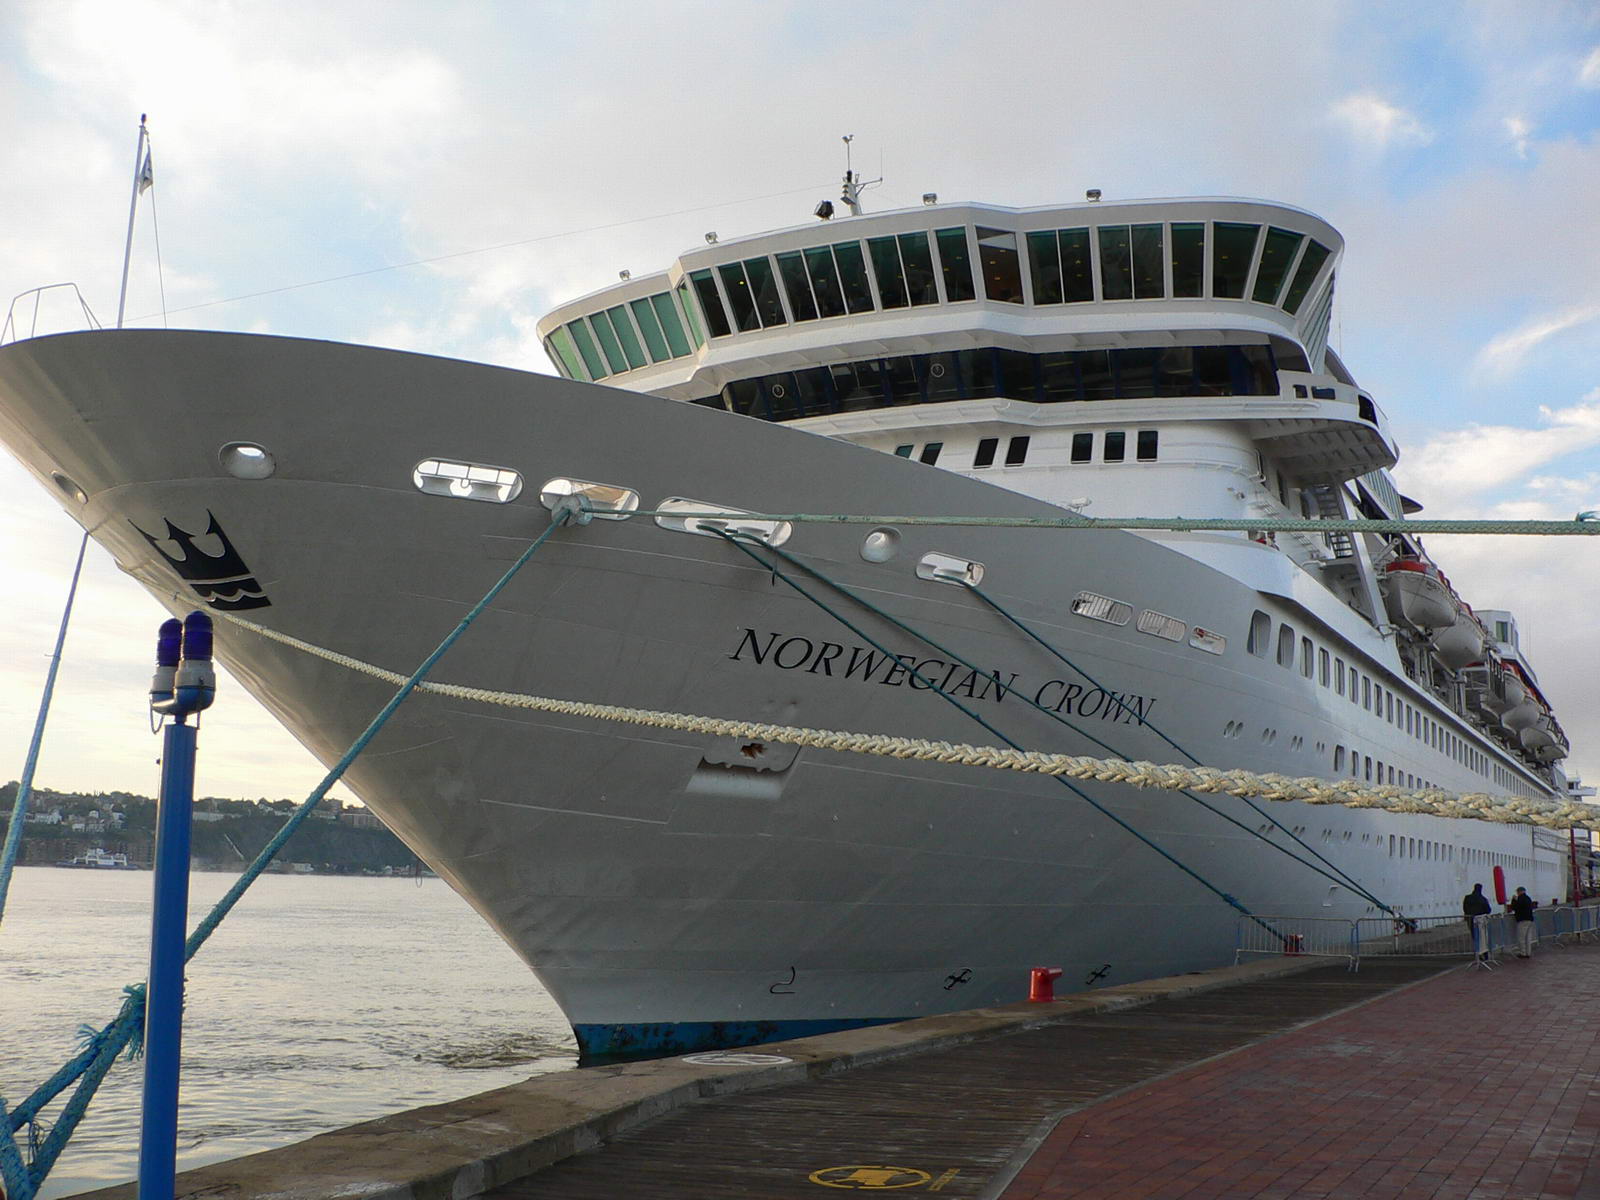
[156,618,183,668]
[181,611,213,663]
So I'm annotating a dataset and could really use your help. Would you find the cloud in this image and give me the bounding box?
[1503,115,1532,159]
[1474,303,1600,379]
[1581,46,1600,88]
[1330,93,1434,150]
[1396,394,1600,507]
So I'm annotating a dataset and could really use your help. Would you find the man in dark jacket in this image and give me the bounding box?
[1508,887,1537,957]
[1463,884,1492,960]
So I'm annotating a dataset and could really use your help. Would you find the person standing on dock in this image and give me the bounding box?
[1463,883,1492,960]
[1508,887,1537,958]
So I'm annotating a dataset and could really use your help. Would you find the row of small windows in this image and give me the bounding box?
[1247,610,1535,793]
[689,222,1331,341]
[889,430,1160,470]
[545,220,1335,381]
[690,344,1279,422]
[544,286,705,382]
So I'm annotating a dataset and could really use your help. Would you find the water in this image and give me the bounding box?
[0,866,577,1196]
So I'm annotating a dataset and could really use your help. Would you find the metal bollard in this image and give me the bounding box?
[1028,966,1063,1002]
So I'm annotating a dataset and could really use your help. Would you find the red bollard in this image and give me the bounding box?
[1028,966,1064,1002]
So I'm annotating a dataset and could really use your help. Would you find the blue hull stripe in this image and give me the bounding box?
[574,1016,903,1060]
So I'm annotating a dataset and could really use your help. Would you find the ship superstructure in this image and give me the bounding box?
[0,189,1576,1057]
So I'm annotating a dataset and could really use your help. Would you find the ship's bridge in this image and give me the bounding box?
[535,197,1393,482]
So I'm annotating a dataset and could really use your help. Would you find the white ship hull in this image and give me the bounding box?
[0,331,1565,1055]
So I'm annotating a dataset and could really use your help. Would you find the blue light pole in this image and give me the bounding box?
[140,612,215,1198]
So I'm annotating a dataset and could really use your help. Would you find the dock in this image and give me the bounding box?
[77,942,1600,1200]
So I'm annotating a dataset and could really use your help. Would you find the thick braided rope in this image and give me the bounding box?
[215,612,1597,832]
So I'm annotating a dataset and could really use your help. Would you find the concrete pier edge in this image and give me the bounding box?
[76,954,1347,1200]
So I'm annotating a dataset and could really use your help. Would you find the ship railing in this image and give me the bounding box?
[1354,914,1502,959]
[1234,916,1360,971]
[1,283,102,346]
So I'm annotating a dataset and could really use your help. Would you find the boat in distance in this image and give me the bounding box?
[0,186,1579,1057]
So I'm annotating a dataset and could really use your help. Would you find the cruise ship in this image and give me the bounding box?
[0,181,1577,1056]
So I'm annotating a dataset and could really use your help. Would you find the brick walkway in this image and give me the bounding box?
[1002,944,1600,1200]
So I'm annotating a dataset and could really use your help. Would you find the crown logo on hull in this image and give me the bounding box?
[131,510,272,611]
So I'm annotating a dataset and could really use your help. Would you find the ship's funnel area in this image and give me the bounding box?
[655,496,793,546]
[539,477,640,520]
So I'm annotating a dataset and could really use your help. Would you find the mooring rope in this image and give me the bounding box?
[0,513,574,1200]
[211,605,1598,832]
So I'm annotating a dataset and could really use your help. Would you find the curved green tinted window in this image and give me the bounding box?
[605,306,648,369]
[1212,223,1260,298]
[1253,227,1304,304]
[1282,240,1331,314]
[670,284,703,348]
[545,327,586,380]
[566,319,607,379]
[656,292,694,355]
[589,310,630,374]
[629,297,671,362]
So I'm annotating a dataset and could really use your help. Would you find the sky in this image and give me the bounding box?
[0,0,1597,806]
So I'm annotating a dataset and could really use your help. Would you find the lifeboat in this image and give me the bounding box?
[1379,559,1457,632]
[1502,696,1540,733]
[1432,608,1485,671]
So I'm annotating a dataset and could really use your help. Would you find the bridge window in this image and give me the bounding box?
[1212,222,1261,299]
[1136,430,1158,461]
[918,442,943,465]
[665,288,700,350]
[1283,240,1331,314]
[936,227,976,301]
[1171,223,1205,297]
[744,257,787,327]
[1252,227,1304,304]
[973,437,998,468]
[1005,435,1030,465]
[588,310,631,373]
[717,263,761,333]
[1071,432,1093,463]
[1132,224,1165,298]
[833,242,875,313]
[1027,231,1064,305]
[603,306,648,369]
[545,326,585,380]
[628,298,670,362]
[803,247,848,317]
[567,318,608,378]
[1104,430,1126,462]
[976,228,1024,303]
[689,270,732,338]
[776,251,819,322]
[894,444,913,457]
[1098,225,1133,300]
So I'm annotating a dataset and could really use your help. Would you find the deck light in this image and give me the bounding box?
[922,193,937,206]
[704,232,718,244]
[813,200,834,220]
[618,270,631,281]
[1086,189,1102,201]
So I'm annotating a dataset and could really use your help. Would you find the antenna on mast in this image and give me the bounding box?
[839,134,881,217]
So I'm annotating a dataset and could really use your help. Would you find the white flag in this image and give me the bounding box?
[137,150,154,194]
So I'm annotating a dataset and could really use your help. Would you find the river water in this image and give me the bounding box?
[0,866,577,1197]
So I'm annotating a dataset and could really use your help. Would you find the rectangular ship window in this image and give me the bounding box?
[1283,240,1332,314]
[717,263,760,332]
[1071,432,1093,463]
[776,251,819,322]
[656,292,696,354]
[1252,227,1304,304]
[1104,430,1126,462]
[689,270,733,338]
[1247,611,1271,656]
[1027,230,1063,305]
[973,437,998,468]
[1072,592,1134,625]
[604,306,648,369]
[1060,229,1094,302]
[936,227,976,301]
[744,257,787,327]
[976,227,1024,303]
[833,241,876,313]
[565,319,608,379]
[1005,435,1030,465]
[1131,224,1165,298]
[1098,225,1133,300]
[918,442,943,465]
[899,232,939,306]
[1171,223,1205,297]
[588,311,631,374]
[1136,430,1159,461]
[869,235,910,309]
[804,247,848,318]
[1212,222,1260,299]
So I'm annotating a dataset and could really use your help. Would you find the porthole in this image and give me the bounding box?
[219,442,276,480]
[51,472,87,503]
[860,527,901,563]
[415,458,522,503]
[539,477,638,519]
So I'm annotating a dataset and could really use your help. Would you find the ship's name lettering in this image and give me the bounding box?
[727,628,1156,724]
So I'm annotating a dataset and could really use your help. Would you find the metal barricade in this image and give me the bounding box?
[1235,916,1359,971]
[1354,913,1509,960]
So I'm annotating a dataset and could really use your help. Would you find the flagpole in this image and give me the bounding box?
[115,114,148,330]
